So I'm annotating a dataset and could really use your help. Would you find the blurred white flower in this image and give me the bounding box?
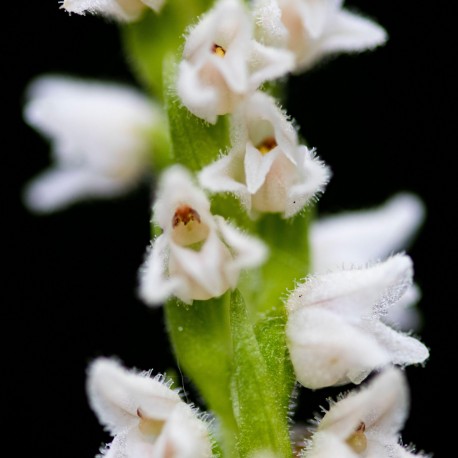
[177,0,294,123]
[310,193,426,330]
[253,0,387,72]
[199,91,330,217]
[61,0,165,22]
[305,368,426,457]
[23,75,162,213]
[286,254,429,389]
[87,357,212,458]
[138,166,267,305]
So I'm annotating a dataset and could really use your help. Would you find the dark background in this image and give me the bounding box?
[4,1,455,456]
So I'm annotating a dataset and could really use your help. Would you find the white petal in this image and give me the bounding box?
[169,232,234,302]
[287,255,414,318]
[384,284,422,331]
[248,40,294,89]
[99,434,128,458]
[153,404,212,458]
[306,431,357,458]
[299,0,343,39]
[284,147,331,218]
[244,143,280,193]
[252,0,288,47]
[216,216,268,272]
[23,168,127,213]
[318,368,409,439]
[198,150,248,196]
[310,193,425,273]
[138,236,183,306]
[320,9,387,55]
[287,307,390,389]
[86,358,181,436]
[61,0,145,22]
[365,321,429,367]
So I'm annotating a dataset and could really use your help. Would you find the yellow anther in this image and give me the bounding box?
[172,205,201,228]
[256,137,277,155]
[346,422,367,453]
[212,43,226,57]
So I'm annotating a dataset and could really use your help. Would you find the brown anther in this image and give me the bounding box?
[346,422,367,454]
[256,136,277,155]
[211,43,226,57]
[172,205,201,228]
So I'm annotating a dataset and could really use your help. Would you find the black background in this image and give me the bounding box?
[4,1,455,456]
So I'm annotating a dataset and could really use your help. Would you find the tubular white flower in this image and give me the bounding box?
[176,0,294,123]
[23,75,161,213]
[87,357,212,458]
[286,255,429,389]
[253,0,387,72]
[310,193,426,330]
[61,0,165,22]
[305,368,425,458]
[138,165,267,305]
[199,91,330,218]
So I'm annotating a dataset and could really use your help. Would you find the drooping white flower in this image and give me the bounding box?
[286,254,429,389]
[61,0,165,22]
[176,0,294,123]
[304,368,426,458]
[23,75,162,213]
[87,357,212,458]
[310,193,426,330]
[199,91,330,218]
[253,0,387,72]
[138,165,267,305]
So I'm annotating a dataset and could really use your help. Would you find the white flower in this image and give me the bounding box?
[23,75,162,213]
[199,91,330,218]
[87,357,212,458]
[176,0,294,123]
[61,0,165,22]
[310,193,426,330]
[304,368,425,458]
[138,165,267,305]
[286,254,429,389]
[253,0,387,72]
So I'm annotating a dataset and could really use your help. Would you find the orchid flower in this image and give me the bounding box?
[253,0,387,72]
[176,0,294,123]
[199,91,330,217]
[61,0,165,22]
[138,165,267,305]
[23,75,162,213]
[286,254,429,389]
[87,357,212,458]
[310,193,426,330]
[304,368,426,457]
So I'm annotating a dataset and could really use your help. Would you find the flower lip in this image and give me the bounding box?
[171,204,210,247]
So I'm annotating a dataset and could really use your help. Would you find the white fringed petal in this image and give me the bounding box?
[287,307,390,388]
[286,255,429,388]
[306,369,424,458]
[87,358,212,458]
[138,166,266,305]
[61,0,164,22]
[24,75,159,212]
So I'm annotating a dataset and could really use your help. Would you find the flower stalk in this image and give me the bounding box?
[25,1,430,457]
